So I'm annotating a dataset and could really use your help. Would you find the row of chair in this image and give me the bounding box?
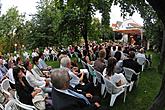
[0,78,37,110]
[80,59,141,107]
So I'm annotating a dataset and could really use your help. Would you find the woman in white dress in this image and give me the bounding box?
[103,57,127,93]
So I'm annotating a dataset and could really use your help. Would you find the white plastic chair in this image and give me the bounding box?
[14,91,37,110]
[74,52,80,62]
[1,79,14,98]
[5,99,34,110]
[0,104,4,110]
[80,60,90,79]
[86,64,97,86]
[123,67,140,92]
[95,71,105,95]
[136,57,146,71]
[103,77,127,106]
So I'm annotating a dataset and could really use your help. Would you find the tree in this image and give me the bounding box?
[0,7,25,53]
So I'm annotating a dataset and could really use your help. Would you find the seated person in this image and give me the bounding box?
[123,51,141,81]
[103,57,127,93]
[94,49,107,73]
[51,68,108,110]
[38,52,52,71]
[60,56,94,94]
[33,56,50,78]
[24,61,52,93]
[13,66,42,105]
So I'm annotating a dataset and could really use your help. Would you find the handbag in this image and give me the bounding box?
[32,92,46,110]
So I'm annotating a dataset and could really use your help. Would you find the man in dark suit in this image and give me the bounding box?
[123,51,141,81]
[51,68,107,110]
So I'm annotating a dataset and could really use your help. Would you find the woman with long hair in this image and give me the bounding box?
[13,66,41,105]
[103,57,127,88]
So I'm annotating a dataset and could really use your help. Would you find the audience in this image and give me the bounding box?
[51,68,108,110]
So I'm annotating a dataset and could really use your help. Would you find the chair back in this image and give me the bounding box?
[1,79,11,96]
[5,99,18,110]
[0,103,4,110]
[81,60,87,69]
[5,99,34,110]
[14,91,37,110]
[103,78,116,94]
[123,67,136,81]
[87,64,96,76]
[95,71,104,84]
[136,57,146,65]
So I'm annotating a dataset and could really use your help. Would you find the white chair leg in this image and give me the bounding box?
[93,77,97,86]
[103,91,107,98]
[110,95,117,106]
[142,65,144,71]
[124,87,127,103]
[129,82,134,92]
[101,84,106,96]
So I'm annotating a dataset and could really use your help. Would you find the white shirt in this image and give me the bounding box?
[68,69,80,88]
[103,68,127,86]
[136,53,146,59]
[26,70,46,88]
[6,68,15,84]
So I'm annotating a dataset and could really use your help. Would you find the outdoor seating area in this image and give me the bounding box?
[0,40,159,110]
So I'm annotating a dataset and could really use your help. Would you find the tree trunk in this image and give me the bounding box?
[146,0,165,109]
[149,28,165,110]
[158,26,165,74]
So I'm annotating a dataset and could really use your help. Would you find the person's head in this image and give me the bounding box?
[32,56,40,65]
[114,51,121,61]
[39,52,44,59]
[16,57,22,65]
[24,61,33,71]
[13,66,25,81]
[129,51,135,59]
[99,49,106,59]
[83,50,88,56]
[118,46,122,51]
[60,57,71,68]
[112,46,116,51]
[139,48,144,53]
[8,60,15,68]
[106,57,117,76]
[51,68,70,90]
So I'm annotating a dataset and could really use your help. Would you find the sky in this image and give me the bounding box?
[1,0,143,25]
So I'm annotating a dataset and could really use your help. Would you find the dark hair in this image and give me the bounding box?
[32,56,39,65]
[112,46,116,51]
[83,50,88,56]
[24,61,30,70]
[13,66,21,82]
[39,52,44,58]
[114,51,121,61]
[118,46,122,51]
[16,57,22,65]
[129,51,135,59]
[106,57,117,76]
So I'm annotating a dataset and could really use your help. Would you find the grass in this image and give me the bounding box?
[46,51,162,110]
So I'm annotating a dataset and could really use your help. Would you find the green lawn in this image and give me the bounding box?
[46,51,162,110]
